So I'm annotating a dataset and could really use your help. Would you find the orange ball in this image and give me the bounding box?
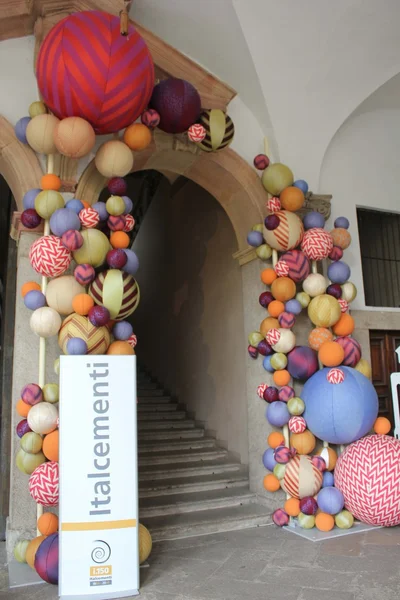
[330,228,351,250]
[318,341,345,367]
[268,300,285,318]
[332,313,355,336]
[308,327,333,351]
[267,431,285,449]
[42,430,59,462]
[290,430,316,455]
[16,399,31,417]
[280,186,305,212]
[261,268,277,285]
[271,276,296,302]
[81,200,90,209]
[123,123,152,151]
[374,416,391,435]
[37,512,58,536]
[110,231,130,249]
[284,497,301,517]
[40,174,61,191]
[107,341,135,355]
[263,473,281,492]
[21,281,41,297]
[26,536,46,569]
[317,446,338,472]
[273,369,291,386]
[260,317,280,337]
[315,512,335,532]
[72,293,94,316]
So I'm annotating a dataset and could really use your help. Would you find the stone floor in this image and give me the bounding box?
[1,524,399,600]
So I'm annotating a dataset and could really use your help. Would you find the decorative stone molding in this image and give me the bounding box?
[297,192,332,221]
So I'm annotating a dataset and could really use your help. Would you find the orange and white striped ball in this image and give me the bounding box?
[263,210,304,252]
[282,455,323,500]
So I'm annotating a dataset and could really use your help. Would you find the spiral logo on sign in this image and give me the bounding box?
[91,540,111,564]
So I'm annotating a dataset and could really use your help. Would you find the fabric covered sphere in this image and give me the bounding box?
[141,108,160,128]
[21,209,42,229]
[54,116,95,158]
[355,358,372,379]
[37,12,154,134]
[290,430,316,455]
[323,471,335,487]
[61,229,83,251]
[88,305,110,327]
[303,211,325,230]
[335,510,354,529]
[276,250,310,283]
[14,539,30,563]
[108,215,126,231]
[265,214,280,231]
[27,403,58,435]
[66,337,88,355]
[66,199,84,214]
[258,340,273,356]
[278,312,296,329]
[35,190,64,219]
[259,291,274,308]
[108,177,127,196]
[15,116,31,143]
[278,386,295,402]
[373,417,391,435]
[317,486,344,515]
[298,513,316,529]
[308,327,333,350]
[253,153,270,170]
[335,435,400,526]
[49,208,80,238]
[270,329,296,354]
[287,346,318,380]
[73,229,110,268]
[266,401,290,427]
[29,461,59,507]
[59,313,111,354]
[139,524,153,565]
[302,367,379,444]
[263,386,279,403]
[274,446,292,464]
[107,248,127,269]
[264,210,304,252]
[26,114,59,154]
[332,313,355,337]
[272,509,289,527]
[188,123,206,142]
[312,456,327,472]
[89,270,140,320]
[46,276,84,316]
[43,383,59,404]
[328,261,351,285]
[26,536,47,568]
[282,455,323,500]
[92,201,109,221]
[150,78,201,134]
[318,341,345,367]
[79,207,100,228]
[24,290,46,311]
[74,263,96,286]
[106,195,126,216]
[341,282,357,303]
[112,321,133,341]
[95,140,134,178]
[335,336,362,367]
[35,532,58,584]
[334,216,350,229]
[308,294,341,328]
[285,299,302,316]
[266,197,281,213]
[23,189,41,210]
[299,496,318,516]
[247,230,263,247]
[288,416,306,434]
[29,236,71,277]
[16,448,46,475]
[261,163,294,196]
[301,228,333,260]
[123,123,152,151]
[280,186,305,212]
[263,473,280,492]
[263,448,277,471]
[107,340,135,355]
[37,513,58,537]
[330,228,351,250]
[302,273,327,297]
[16,419,32,438]
[326,283,342,299]
[329,246,344,261]
[30,307,62,338]
[42,430,59,462]
[271,277,296,302]
[195,109,235,152]
[21,383,43,406]
[21,432,42,454]
[293,179,309,194]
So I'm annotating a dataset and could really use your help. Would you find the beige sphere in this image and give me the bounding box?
[27,402,58,435]
[139,523,152,564]
[73,229,111,268]
[26,114,59,155]
[29,101,47,118]
[95,140,134,178]
[271,329,296,353]
[54,117,96,158]
[355,358,372,379]
[30,307,62,338]
[341,282,357,303]
[46,276,85,315]
[302,273,327,297]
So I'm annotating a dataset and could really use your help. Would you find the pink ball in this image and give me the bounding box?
[106,249,128,269]
[141,108,160,128]
[16,419,32,438]
[21,383,43,406]
[29,236,71,277]
[329,246,343,261]
[311,456,327,472]
[299,496,318,515]
[278,386,295,402]
[123,214,135,232]
[301,228,333,260]
[127,333,137,348]
[61,229,83,251]
[188,124,206,142]
[88,305,110,327]
[335,336,361,367]
[29,461,59,506]
[274,446,292,464]
[74,264,95,286]
[107,215,126,231]
[273,508,289,527]
[278,312,296,329]
[108,177,127,196]
[79,207,99,228]
[276,250,310,283]
[253,154,270,170]
[288,416,306,434]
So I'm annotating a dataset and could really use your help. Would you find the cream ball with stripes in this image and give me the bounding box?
[89,269,140,321]
[263,210,304,252]
[195,109,235,152]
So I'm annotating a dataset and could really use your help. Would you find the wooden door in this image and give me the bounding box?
[370,330,400,427]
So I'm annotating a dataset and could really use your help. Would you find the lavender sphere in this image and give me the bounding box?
[66,337,88,355]
[266,401,290,427]
[285,299,302,315]
[23,189,41,210]
[122,249,139,275]
[317,486,345,515]
[303,211,325,230]
[21,209,42,229]
[263,355,275,372]
[113,321,133,341]
[263,386,279,403]
[293,179,309,194]
[334,216,350,230]
[88,306,110,327]
[15,117,31,143]
[326,283,342,299]
[265,214,280,230]
[16,419,32,438]
[107,249,128,269]
[92,202,109,221]
[122,196,133,214]
[263,447,277,471]
[247,230,263,247]
[24,290,46,310]
[66,199,85,214]
[258,339,273,356]
[327,261,351,285]
[322,471,335,487]
[259,291,274,308]
[50,208,80,237]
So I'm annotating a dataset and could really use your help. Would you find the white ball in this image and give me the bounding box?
[30,307,62,338]
[27,403,58,435]
[46,276,84,315]
[341,282,357,302]
[272,329,296,353]
[302,273,327,297]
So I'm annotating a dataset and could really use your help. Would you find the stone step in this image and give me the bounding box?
[139,468,249,498]
[138,446,227,466]
[138,457,241,481]
[138,389,164,397]
[138,396,172,404]
[138,437,216,453]
[137,402,178,412]
[138,428,205,442]
[137,382,159,390]
[143,504,272,541]
[139,488,257,517]
[137,411,186,421]
[138,419,195,431]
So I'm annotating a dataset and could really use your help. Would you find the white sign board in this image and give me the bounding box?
[59,356,139,600]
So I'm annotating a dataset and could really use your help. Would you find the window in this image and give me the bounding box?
[357,208,400,307]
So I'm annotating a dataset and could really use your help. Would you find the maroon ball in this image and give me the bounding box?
[106,249,128,269]
[248,345,258,359]
[149,78,201,134]
[61,229,83,251]
[107,215,126,231]
[259,291,274,308]
[329,245,343,261]
[253,153,270,170]
[141,108,160,128]
[21,209,42,229]
[88,305,110,327]
[263,386,279,403]
[258,339,273,356]
[326,283,342,299]
[299,496,318,515]
[16,419,32,438]
[108,177,127,196]
[265,214,280,231]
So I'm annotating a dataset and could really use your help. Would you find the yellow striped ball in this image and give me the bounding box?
[195,109,235,152]
[89,269,140,321]
[58,313,111,355]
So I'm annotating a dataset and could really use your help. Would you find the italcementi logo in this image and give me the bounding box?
[90,540,112,586]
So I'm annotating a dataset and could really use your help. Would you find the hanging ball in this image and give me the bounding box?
[247,230,263,247]
[88,306,111,328]
[263,448,277,471]
[317,486,345,515]
[71,294,94,316]
[24,290,46,311]
[266,401,290,427]
[42,430,59,462]
[341,282,357,303]
[293,180,309,194]
[30,307,62,338]
[25,536,47,569]
[289,416,306,434]
[374,416,391,435]
[54,359,60,376]
[266,197,281,213]
[73,229,110,268]
[327,261,351,285]
[335,336,361,367]
[262,163,294,196]
[61,229,83,252]
[16,448,46,474]
[258,340,273,356]
[16,399,31,418]
[74,264,96,286]
[264,214,280,231]
[302,273,327,297]
[54,116,96,158]
[27,403,58,435]
[263,473,281,492]
[66,337,88,355]
[21,281,41,298]
[79,207,100,229]
[334,216,350,229]
[21,209,42,229]
[280,186,305,212]
[264,210,304,252]
[278,385,295,402]
[95,141,134,178]
[50,208,81,237]
[113,321,133,341]
[46,276,85,316]
[15,117,31,143]
[303,211,325,230]
[110,231,130,249]
[29,101,47,118]
[108,215,126,231]
[35,190,64,220]
[21,432,43,454]
[37,512,58,536]
[308,327,333,351]
[290,430,316,455]
[248,345,258,359]
[253,154,270,170]
[14,540,30,563]
[23,189,41,210]
[330,228,351,250]
[107,249,128,269]
[107,341,135,355]
[256,244,273,260]
[329,246,343,261]
[354,358,372,379]
[267,431,285,449]
[141,108,160,129]
[108,177,127,196]
[123,122,152,150]
[311,456,327,472]
[301,228,333,260]
[271,277,296,302]
[308,294,341,328]
[296,291,311,308]
[21,383,43,406]
[332,313,355,337]
[261,268,278,285]
[259,291,274,308]
[40,174,61,191]
[123,196,133,213]
[16,419,32,438]
[284,497,301,517]
[188,124,206,142]
[326,283,342,299]
[287,346,319,381]
[263,386,279,403]
[34,532,59,584]
[43,383,59,404]
[285,299,302,315]
[106,195,126,217]
[322,471,334,487]
[150,78,201,134]
[26,114,60,154]
[318,341,345,367]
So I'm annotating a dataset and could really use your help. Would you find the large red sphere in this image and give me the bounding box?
[36,11,154,135]
[149,78,201,133]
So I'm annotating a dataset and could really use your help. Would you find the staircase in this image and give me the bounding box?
[137,366,272,541]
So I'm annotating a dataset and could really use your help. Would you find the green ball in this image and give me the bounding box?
[287,397,305,416]
[29,101,47,118]
[261,163,294,196]
[14,540,30,563]
[273,464,286,480]
[73,229,111,268]
[256,244,273,261]
[335,510,354,529]
[106,195,125,216]
[35,190,64,219]
[248,331,264,347]
[298,512,315,529]
[270,352,288,371]
[54,358,60,376]
[252,224,264,233]
[296,291,311,308]
[21,432,43,454]
[43,383,59,404]
[16,448,46,475]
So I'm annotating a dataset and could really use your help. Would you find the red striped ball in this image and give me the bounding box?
[123,214,135,232]
[276,250,310,283]
[79,208,99,229]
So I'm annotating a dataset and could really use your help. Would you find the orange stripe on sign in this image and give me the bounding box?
[61,519,136,532]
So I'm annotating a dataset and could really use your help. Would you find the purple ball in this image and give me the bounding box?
[266,401,290,427]
[287,346,319,381]
[21,209,42,229]
[311,456,327,472]
[16,419,32,438]
[274,445,292,464]
[66,199,85,214]
[253,154,270,170]
[107,249,128,269]
[263,386,279,403]
[15,116,31,143]
[322,471,335,487]
[259,291,274,308]
[88,306,110,327]
[303,211,325,230]
[61,230,83,251]
[293,180,309,194]
[334,216,350,229]
[327,261,351,285]
[278,386,295,402]
[122,249,139,275]
[326,283,342,299]
[113,321,133,341]
[265,214,280,230]
[34,532,59,584]
[92,202,109,221]
[247,230,263,247]
[122,196,133,214]
[300,496,318,515]
[257,339,273,356]
[21,383,42,406]
[23,188,41,210]
[50,208,81,237]
[108,215,126,231]
[248,345,258,359]
[317,486,345,515]
[24,290,46,310]
[273,509,289,527]
[150,78,201,134]
[66,337,88,355]
[108,177,127,195]
[285,299,302,315]
[329,246,343,261]
[263,447,277,471]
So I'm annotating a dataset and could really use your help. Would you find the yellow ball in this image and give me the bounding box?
[26,114,59,154]
[139,523,152,564]
[106,196,125,216]
[35,190,64,219]
[73,229,111,268]
[43,383,59,404]
[296,291,311,308]
[30,307,62,338]
[95,140,134,178]
[14,540,30,563]
[308,294,341,328]
[28,101,47,118]
[16,448,46,474]
[20,432,43,454]
[46,276,85,315]
[262,163,294,196]
[354,358,372,379]
[58,313,111,355]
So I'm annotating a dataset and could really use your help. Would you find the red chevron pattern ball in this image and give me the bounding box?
[334,435,400,526]
[289,416,306,434]
[257,384,268,399]
[327,367,345,384]
[29,236,72,277]
[127,333,137,348]
[277,250,310,283]
[108,215,126,231]
[61,229,83,251]
[275,261,290,277]
[79,208,100,229]
[37,12,154,135]
[266,328,281,346]
[123,215,135,232]
[338,299,349,313]
[188,124,206,142]
[29,461,59,507]
[74,264,96,286]
[335,336,361,367]
[278,312,296,329]
[266,197,281,213]
[301,228,334,260]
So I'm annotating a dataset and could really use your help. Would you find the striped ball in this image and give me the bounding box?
[127,333,137,348]
[61,229,83,251]
[21,384,43,406]
[79,208,99,229]
[74,264,95,286]
[282,455,323,500]
[264,210,304,252]
[89,270,140,321]
[278,386,295,402]
[276,250,310,283]
[58,313,111,355]
[124,215,135,232]
[108,215,126,231]
[335,336,362,367]
[196,110,235,152]
[29,236,71,277]
[278,312,296,329]
[301,228,333,260]
[29,461,59,507]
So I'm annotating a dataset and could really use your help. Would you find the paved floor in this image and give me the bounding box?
[1,524,399,600]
